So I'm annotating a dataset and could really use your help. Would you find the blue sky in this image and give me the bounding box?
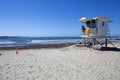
[0,0,120,37]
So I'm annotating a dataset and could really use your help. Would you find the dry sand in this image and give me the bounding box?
[0,45,120,80]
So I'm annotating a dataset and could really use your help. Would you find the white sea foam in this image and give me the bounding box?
[0,41,16,44]
[27,39,81,44]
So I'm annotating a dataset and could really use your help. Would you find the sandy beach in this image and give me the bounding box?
[0,45,120,80]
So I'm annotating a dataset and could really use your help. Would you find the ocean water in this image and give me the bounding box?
[0,36,119,47]
[0,36,82,47]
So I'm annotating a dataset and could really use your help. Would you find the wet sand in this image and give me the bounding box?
[0,43,75,50]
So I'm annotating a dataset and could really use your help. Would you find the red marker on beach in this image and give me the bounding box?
[16,48,20,54]
[16,50,18,54]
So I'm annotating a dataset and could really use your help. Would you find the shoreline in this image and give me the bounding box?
[0,43,75,50]
[0,41,120,50]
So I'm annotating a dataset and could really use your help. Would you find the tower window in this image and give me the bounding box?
[102,22,105,26]
[86,20,96,28]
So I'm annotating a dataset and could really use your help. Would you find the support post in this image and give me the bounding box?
[105,38,108,48]
[92,38,94,50]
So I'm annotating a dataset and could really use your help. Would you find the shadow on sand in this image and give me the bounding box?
[97,47,120,52]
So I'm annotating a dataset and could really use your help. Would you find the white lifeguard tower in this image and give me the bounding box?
[80,16,113,49]
[80,16,112,38]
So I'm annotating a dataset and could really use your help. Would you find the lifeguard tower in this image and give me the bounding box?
[80,16,112,38]
[80,16,113,49]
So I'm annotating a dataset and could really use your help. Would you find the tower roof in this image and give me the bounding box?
[80,16,112,23]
